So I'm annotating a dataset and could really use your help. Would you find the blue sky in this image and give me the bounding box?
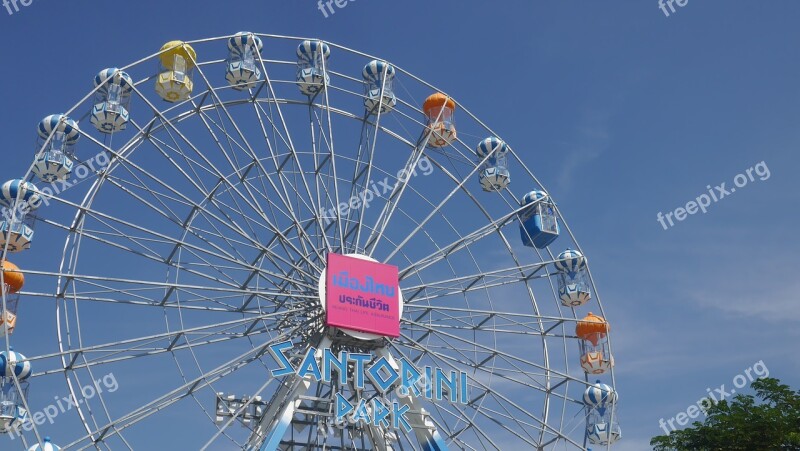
[1,1,799,450]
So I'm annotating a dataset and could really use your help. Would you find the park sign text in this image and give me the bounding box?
[325,253,400,337]
[269,341,469,431]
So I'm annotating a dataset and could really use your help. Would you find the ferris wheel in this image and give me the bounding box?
[0,32,621,450]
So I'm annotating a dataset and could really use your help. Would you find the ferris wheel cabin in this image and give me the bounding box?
[0,349,31,435]
[226,32,263,91]
[27,436,62,451]
[0,180,42,253]
[0,260,23,337]
[32,115,79,183]
[476,137,511,192]
[519,190,559,249]
[576,313,614,375]
[363,60,397,114]
[91,68,133,134]
[0,377,28,434]
[296,40,330,96]
[584,381,622,446]
[588,421,622,446]
[155,41,196,103]
[554,248,592,307]
[423,93,457,148]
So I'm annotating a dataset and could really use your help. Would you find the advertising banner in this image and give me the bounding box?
[325,253,400,337]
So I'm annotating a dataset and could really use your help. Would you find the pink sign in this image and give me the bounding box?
[325,253,400,338]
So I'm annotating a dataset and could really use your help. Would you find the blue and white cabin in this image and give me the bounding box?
[0,376,28,434]
[91,68,133,134]
[363,60,396,114]
[32,115,79,183]
[296,40,330,96]
[584,380,621,445]
[0,180,42,253]
[583,380,617,417]
[476,137,511,192]
[519,190,559,248]
[0,348,31,435]
[226,32,263,91]
[28,437,62,451]
[554,248,591,307]
[587,419,622,446]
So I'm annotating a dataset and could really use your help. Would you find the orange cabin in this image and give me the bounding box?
[423,93,457,148]
[0,260,22,336]
[1,261,24,294]
[423,93,456,117]
[576,313,609,342]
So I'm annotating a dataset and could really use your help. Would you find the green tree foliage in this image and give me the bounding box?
[651,378,800,451]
